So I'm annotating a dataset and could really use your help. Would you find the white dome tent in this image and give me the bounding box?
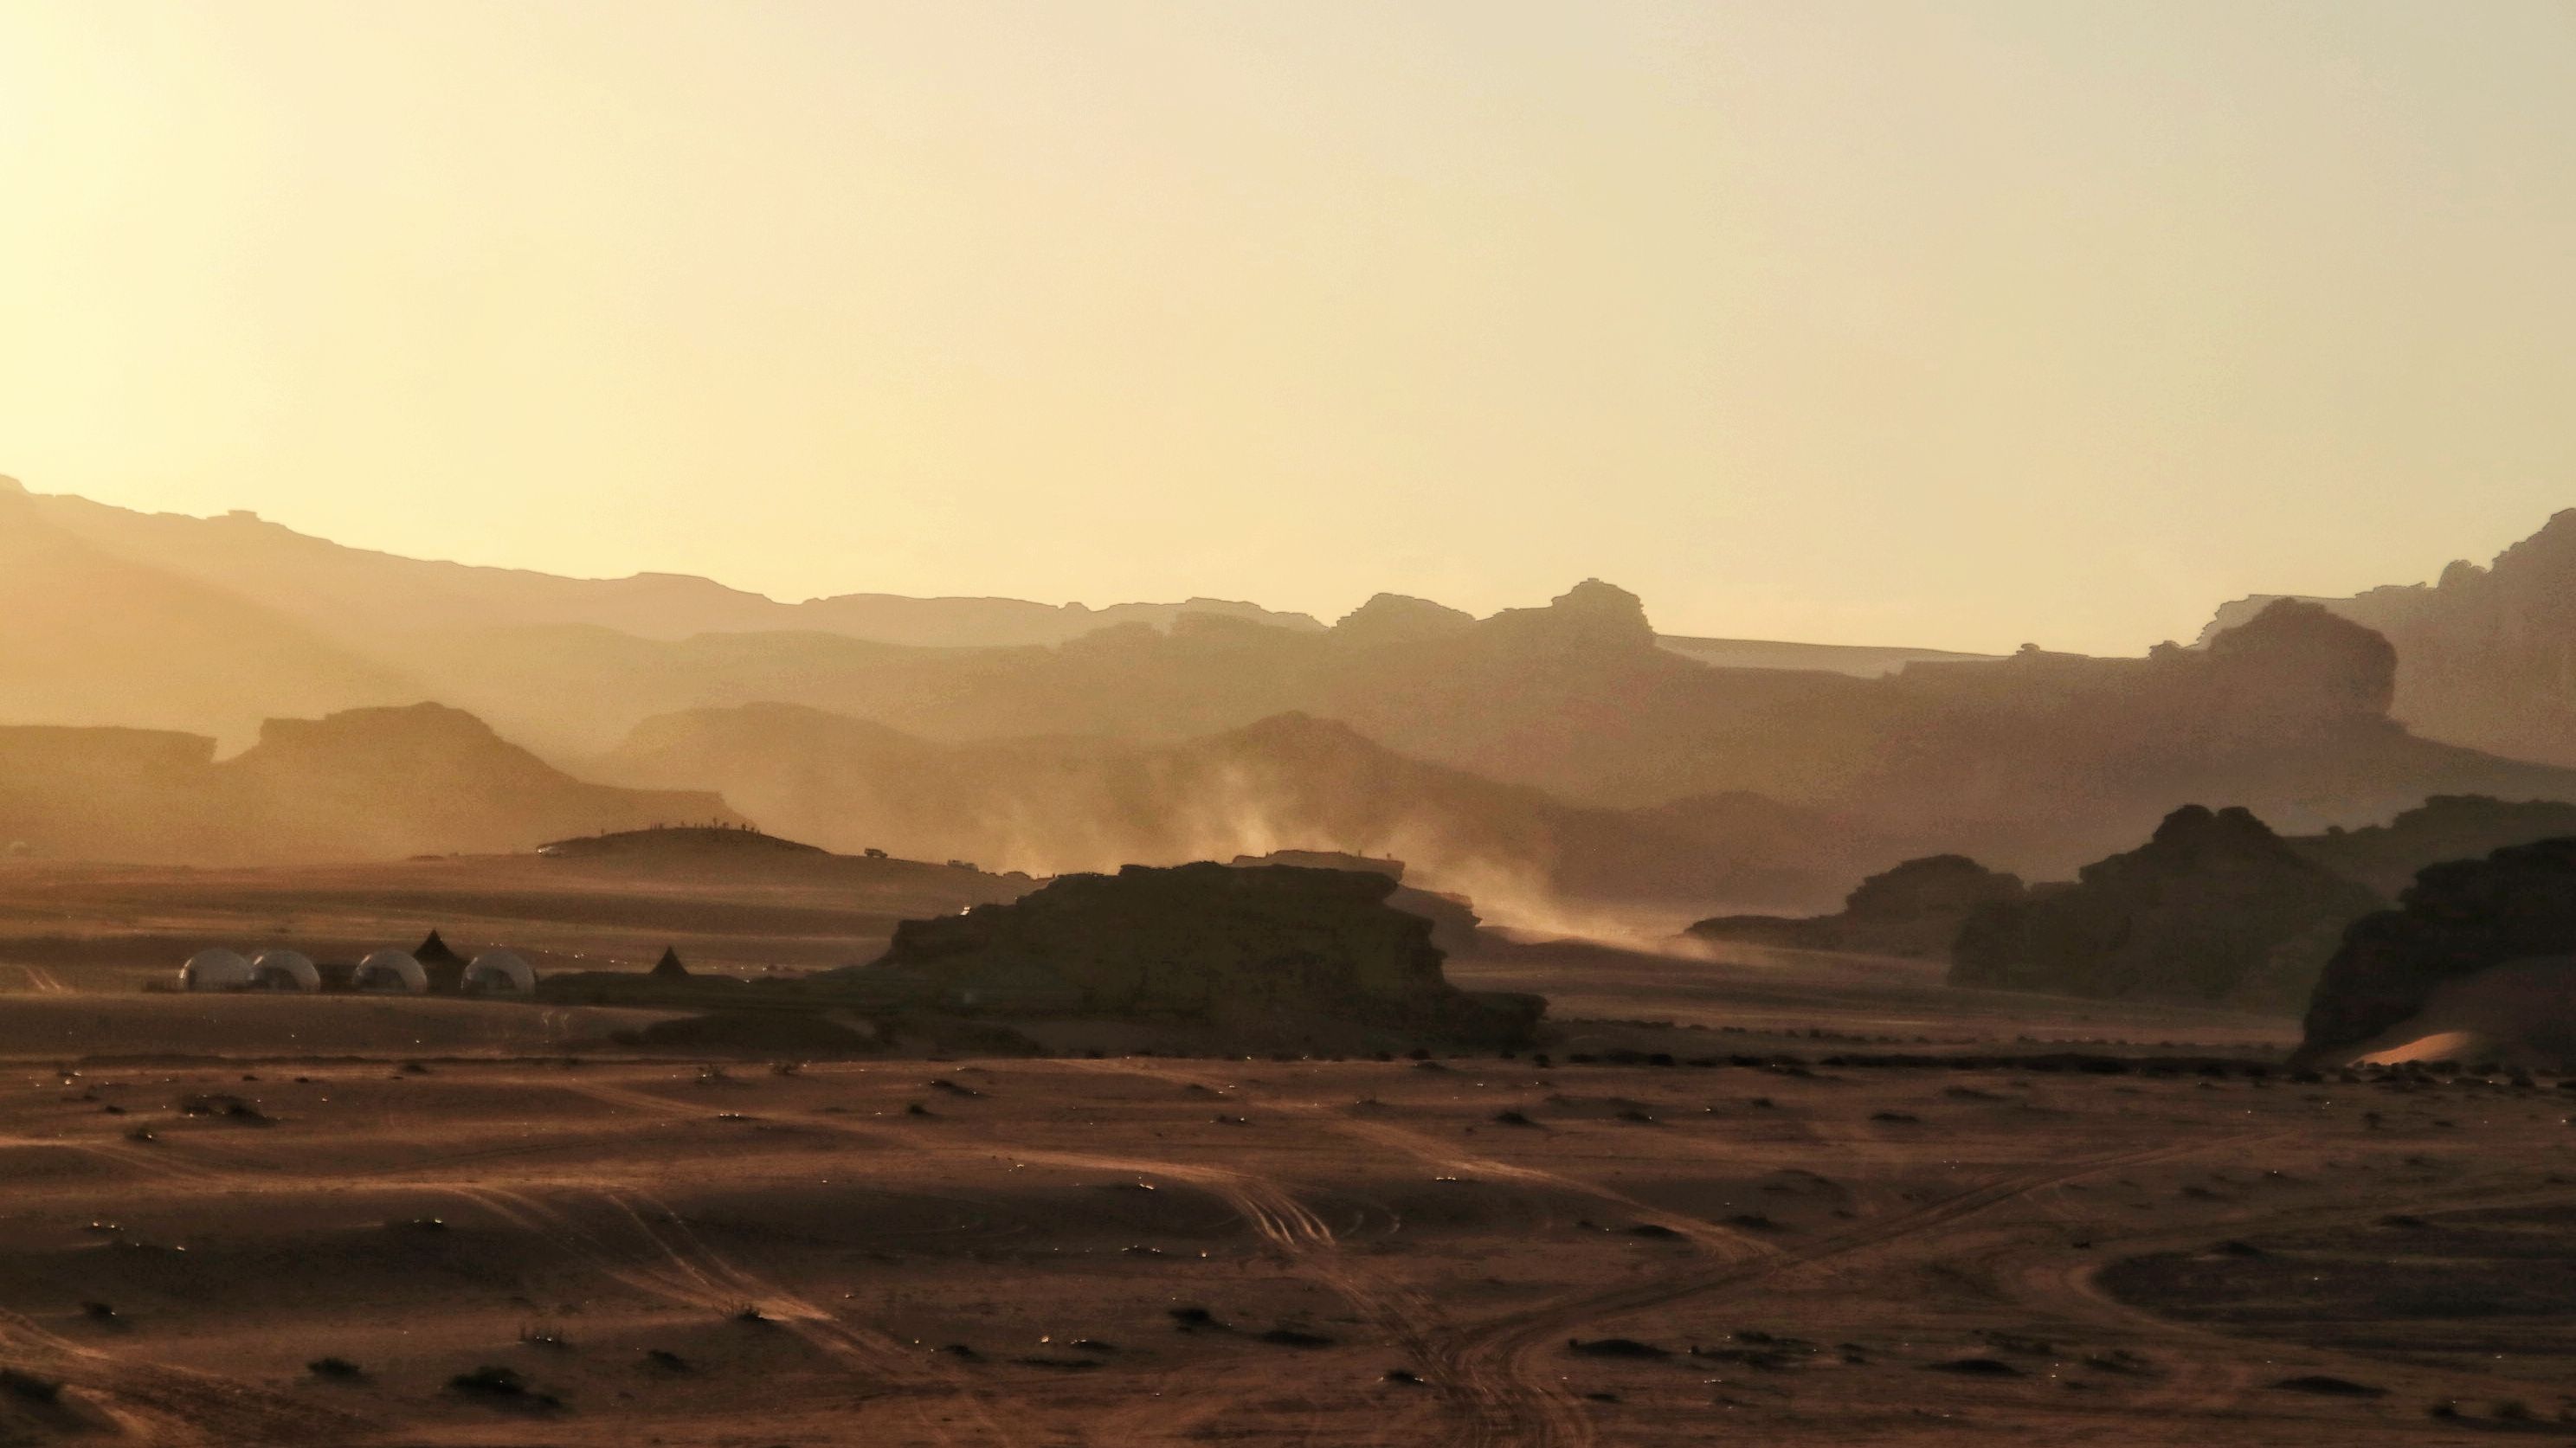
[461,950,536,996]
[179,949,254,991]
[249,949,319,992]
[352,949,428,994]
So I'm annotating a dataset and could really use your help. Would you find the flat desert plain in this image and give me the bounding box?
[2,880,2572,1445]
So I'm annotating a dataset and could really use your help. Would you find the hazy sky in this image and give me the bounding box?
[3,2,2571,653]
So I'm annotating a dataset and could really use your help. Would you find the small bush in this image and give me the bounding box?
[306,1357,364,1380]
[448,1365,525,1396]
[1567,1337,1667,1359]
[0,1368,63,1403]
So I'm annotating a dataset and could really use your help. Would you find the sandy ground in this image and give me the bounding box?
[3,866,2569,1445]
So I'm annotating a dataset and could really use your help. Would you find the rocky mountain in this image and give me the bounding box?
[1950,806,2382,1011]
[11,478,2575,895]
[0,703,734,864]
[2291,795,2576,898]
[2204,509,2576,767]
[2299,835,2576,1065]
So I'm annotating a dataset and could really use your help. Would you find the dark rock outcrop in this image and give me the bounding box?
[850,862,1540,1046]
[1226,851,1484,954]
[1951,807,2380,1010]
[1690,855,2025,959]
[2291,795,2576,898]
[2299,836,2576,1062]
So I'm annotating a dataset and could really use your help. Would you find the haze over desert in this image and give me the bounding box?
[8,3,2576,1444]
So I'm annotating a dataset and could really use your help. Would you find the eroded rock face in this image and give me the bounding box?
[1950,806,2380,1009]
[2299,836,2576,1062]
[860,862,1538,1045]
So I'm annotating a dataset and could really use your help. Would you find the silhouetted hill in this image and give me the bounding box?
[2203,510,2576,767]
[2300,836,2576,1064]
[2290,795,2576,898]
[1951,806,2381,1011]
[596,704,1877,917]
[1690,855,2027,959]
[0,703,736,864]
[27,486,1323,647]
[14,479,2576,892]
[0,487,417,746]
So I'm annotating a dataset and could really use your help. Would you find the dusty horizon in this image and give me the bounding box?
[8,2,2574,655]
[6,469,2564,660]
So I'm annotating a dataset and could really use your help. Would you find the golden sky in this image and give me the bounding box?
[3,1,2571,653]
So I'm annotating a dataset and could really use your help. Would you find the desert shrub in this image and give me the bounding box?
[448,1365,526,1396]
[1567,1338,1666,1358]
[0,1368,62,1403]
[306,1357,364,1380]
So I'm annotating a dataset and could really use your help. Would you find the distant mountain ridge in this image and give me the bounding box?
[2201,509,2576,767]
[0,702,737,864]
[20,484,1323,643]
[8,476,2576,901]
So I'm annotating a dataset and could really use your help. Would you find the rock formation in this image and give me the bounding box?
[2299,835,2576,1063]
[2291,795,2576,898]
[1691,855,2026,959]
[850,863,1541,1046]
[2205,510,2576,766]
[1950,807,2380,1010]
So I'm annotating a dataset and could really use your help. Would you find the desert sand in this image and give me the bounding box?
[3,873,2566,1446]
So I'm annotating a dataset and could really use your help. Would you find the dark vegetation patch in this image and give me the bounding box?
[1567,1337,1666,1359]
[0,1368,62,1404]
[177,1092,271,1123]
[447,1364,560,1409]
[1924,1357,2022,1377]
[2270,1374,2386,1398]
